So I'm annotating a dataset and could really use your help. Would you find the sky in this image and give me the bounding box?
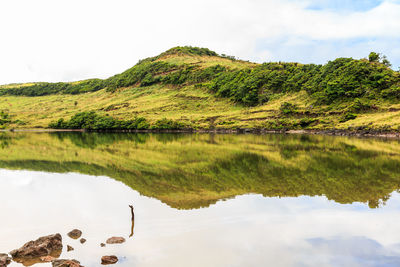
[0,0,399,84]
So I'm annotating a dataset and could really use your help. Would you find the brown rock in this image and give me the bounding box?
[79,238,86,244]
[67,245,74,252]
[101,255,118,265]
[40,255,56,262]
[0,253,11,266]
[106,237,125,244]
[52,259,83,267]
[100,243,106,247]
[67,229,82,240]
[10,233,63,260]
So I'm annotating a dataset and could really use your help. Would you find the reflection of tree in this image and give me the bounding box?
[154,133,187,144]
[0,133,11,149]
[50,132,150,149]
[1,133,400,210]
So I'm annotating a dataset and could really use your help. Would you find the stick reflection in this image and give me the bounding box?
[129,205,135,238]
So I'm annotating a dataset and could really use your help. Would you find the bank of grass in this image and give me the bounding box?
[2,86,400,131]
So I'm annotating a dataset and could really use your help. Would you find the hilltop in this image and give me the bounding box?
[0,46,400,132]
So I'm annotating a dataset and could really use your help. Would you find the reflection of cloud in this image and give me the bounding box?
[306,236,400,267]
[3,169,400,266]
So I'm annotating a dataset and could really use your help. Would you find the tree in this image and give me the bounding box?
[369,52,380,62]
[368,52,391,67]
[381,55,392,67]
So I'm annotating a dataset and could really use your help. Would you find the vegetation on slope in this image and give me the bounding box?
[1,48,398,106]
[0,47,230,96]
[1,47,400,130]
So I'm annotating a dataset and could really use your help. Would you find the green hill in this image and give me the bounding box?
[1,46,400,131]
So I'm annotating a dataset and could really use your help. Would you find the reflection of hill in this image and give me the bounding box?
[1,132,400,209]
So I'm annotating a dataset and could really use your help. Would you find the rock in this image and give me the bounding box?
[100,243,106,247]
[67,245,74,252]
[106,237,125,244]
[10,233,63,260]
[0,253,11,266]
[79,238,86,244]
[101,256,118,265]
[40,255,56,262]
[67,229,82,240]
[52,259,83,267]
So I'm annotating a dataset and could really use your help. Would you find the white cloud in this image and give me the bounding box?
[0,0,399,84]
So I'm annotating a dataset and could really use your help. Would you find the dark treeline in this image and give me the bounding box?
[210,55,399,105]
[1,47,399,106]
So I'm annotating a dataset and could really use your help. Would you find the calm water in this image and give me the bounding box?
[1,132,400,267]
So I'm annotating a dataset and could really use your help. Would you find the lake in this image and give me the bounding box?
[1,132,400,267]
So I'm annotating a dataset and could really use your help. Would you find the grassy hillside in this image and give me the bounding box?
[1,46,400,130]
[1,132,400,209]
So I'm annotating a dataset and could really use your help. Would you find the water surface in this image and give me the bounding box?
[1,132,400,266]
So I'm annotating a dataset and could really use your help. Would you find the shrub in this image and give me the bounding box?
[0,110,11,128]
[339,112,357,122]
[381,86,400,99]
[48,112,149,130]
[280,102,297,115]
[369,52,380,62]
[160,46,219,57]
[150,118,185,130]
[348,98,371,112]
[299,118,316,128]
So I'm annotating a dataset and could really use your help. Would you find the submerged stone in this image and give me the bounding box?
[67,229,82,240]
[40,255,56,262]
[0,253,11,266]
[52,259,83,267]
[101,255,118,265]
[106,237,125,244]
[10,233,63,262]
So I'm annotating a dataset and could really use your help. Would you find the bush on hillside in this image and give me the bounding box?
[160,46,218,57]
[150,118,186,130]
[280,102,298,115]
[49,112,149,130]
[48,112,187,130]
[381,86,400,99]
[339,112,357,122]
[0,110,11,128]
[348,98,372,112]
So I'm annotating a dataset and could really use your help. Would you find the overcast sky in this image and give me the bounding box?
[0,0,399,85]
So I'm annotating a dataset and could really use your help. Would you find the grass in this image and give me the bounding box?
[156,54,256,69]
[2,84,400,130]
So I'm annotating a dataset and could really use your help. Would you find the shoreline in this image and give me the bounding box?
[2,128,400,138]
